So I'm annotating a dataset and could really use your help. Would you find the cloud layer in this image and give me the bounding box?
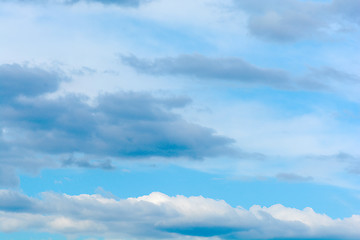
[0,64,234,187]
[1,190,359,239]
[121,54,360,93]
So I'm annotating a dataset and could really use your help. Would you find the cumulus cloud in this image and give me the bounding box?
[121,54,360,92]
[234,0,360,42]
[0,64,234,186]
[0,190,359,239]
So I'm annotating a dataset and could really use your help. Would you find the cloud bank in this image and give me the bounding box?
[0,190,359,240]
[0,64,234,187]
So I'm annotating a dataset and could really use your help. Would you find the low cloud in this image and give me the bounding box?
[0,190,359,239]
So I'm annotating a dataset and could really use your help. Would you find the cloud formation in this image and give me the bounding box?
[0,64,62,102]
[121,54,293,89]
[1,190,359,239]
[121,54,360,92]
[0,64,234,187]
[235,0,360,42]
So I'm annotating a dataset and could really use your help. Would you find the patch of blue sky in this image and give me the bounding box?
[85,13,215,56]
[0,231,68,240]
[233,36,359,77]
[187,83,360,124]
[20,164,360,219]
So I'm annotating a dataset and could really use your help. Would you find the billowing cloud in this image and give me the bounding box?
[0,64,234,187]
[1,190,359,239]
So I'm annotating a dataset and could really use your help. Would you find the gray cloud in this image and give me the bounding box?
[0,64,235,186]
[0,190,34,212]
[121,54,359,92]
[276,173,313,183]
[62,156,115,170]
[121,54,294,89]
[0,64,62,102]
[0,190,359,239]
[332,0,360,25]
[0,167,19,188]
[1,93,233,158]
[234,0,359,42]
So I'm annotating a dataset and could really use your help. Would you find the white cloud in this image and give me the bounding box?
[1,190,360,239]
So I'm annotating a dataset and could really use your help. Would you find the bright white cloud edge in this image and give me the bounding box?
[0,190,359,239]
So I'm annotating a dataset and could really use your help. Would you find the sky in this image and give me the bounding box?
[0,0,360,239]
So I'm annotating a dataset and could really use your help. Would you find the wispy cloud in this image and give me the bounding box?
[234,0,360,42]
[121,53,360,92]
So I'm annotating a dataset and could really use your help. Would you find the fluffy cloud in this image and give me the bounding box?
[0,64,234,187]
[0,190,360,239]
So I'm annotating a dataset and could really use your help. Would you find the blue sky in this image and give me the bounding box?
[1,0,360,239]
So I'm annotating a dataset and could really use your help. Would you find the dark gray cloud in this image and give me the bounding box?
[121,54,293,89]
[234,0,359,42]
[121,54,359,92]
[0,64,234,186]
